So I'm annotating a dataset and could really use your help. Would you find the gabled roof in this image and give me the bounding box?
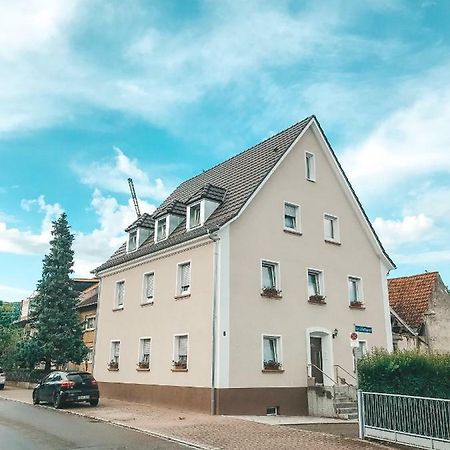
[124,213,155,232]
[187,183,227,204]
[153,200,187,219]
[388,272,439,330]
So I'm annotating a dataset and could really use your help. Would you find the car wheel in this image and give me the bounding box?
[32,391,40,405]
[89,398,99,407]
[0,384,4,390]
[53,393,63,409]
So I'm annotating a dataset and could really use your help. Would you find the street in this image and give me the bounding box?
[0,398,188,450]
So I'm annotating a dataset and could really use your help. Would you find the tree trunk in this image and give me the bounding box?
[44,357,51,373]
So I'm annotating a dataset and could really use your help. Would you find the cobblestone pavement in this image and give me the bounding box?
[0,387,396,450]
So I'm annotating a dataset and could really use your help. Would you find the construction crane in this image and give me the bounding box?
[128,178,141,218]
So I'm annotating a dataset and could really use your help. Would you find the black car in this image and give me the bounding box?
[32,371,99,408]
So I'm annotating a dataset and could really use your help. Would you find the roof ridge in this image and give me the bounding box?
[389,271,439,281]
[175,115,314,189]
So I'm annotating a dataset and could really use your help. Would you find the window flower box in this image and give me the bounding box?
[308,295,326,304]
[137,361,150,370]
[349,301,365,309]
[263,360,283,371]
[108,360,119,371]
[261,287,282,299]
[172,360,187,370]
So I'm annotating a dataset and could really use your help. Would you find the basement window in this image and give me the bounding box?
[266,406,280,416]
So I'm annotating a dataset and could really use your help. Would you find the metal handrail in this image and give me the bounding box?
[307,363,338,385]
[334,364,357,385]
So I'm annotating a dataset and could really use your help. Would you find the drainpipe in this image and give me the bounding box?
[207,225,220,415]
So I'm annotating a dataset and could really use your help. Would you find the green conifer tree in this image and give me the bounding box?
[32,213,87,371]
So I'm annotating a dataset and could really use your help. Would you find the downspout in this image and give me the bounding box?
[207,225,220,415]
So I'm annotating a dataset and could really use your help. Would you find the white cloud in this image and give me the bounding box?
[74,147,170,201]
[0,284,30,302]
[0,195,63,254]
[373,214,434,249]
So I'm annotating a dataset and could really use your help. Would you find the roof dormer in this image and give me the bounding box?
[186,184,226,231]
[124,213,154,253]
[153,200,186,242]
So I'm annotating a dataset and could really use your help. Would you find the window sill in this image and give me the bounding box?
[171,368,188,372]
[174,294,191,300]
[306,178,316,183]
[136,367,150,372]
[349,303,366,310]
[325,239,341,246]
[283,228,302,236]
[107,368,119,371]
[262,369,285,373]
[112,307,124,312]
[260,292,283,299]
[141,301,154,307]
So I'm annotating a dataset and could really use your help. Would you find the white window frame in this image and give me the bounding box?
[261,334,283,370]
[114,280,125,310]
[261,259,281,291]
[154,217,168,242]
[85,347,94,363]
[323,213,340,243]
[126,228,139,252]
[138,337,152,365]
[307,268,325,298]
[348,275,364,305]
[283,201,301,233]
[176,261,191,297]
[142,271,155,305]
[187,201,202,230]
[110,340,120,365]
[305,151,316,182]
[84,315,96,331]
[173,333,189,369]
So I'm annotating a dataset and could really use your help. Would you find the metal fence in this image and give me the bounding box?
[358,391,450,449]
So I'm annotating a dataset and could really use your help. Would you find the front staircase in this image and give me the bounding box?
[333,386,358,420]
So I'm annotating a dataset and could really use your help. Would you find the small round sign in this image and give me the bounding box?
[350,332,358,340]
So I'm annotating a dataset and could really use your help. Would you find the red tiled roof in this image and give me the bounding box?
[388,272,439,329]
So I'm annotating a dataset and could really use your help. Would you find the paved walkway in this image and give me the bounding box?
[0,387,394,450]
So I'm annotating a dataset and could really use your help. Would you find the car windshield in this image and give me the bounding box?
[67,373,94,383]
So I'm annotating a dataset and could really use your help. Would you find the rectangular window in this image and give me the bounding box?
[284,202,300,232]
[85,348,93,363]
[156,217,167,242]
[173,334,188,369]
[189,203,201,229]
[348,276,363,304]
[324,214,339,242]
[307,269,324,298]
[143,272,155,304]
[261,261,279,290]
[139,338,151,365]
[263,335,282,370]
[128,230,137,251]
[177,262,191,296]
[115,281,125,309]
[85,315,95,330]
[305,152,316,181]
[111,341,120,365]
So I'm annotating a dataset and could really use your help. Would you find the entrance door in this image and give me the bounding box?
[310,336,324,384]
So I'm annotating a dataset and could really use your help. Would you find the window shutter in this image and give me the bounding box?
[143,339,151,355]
[180,263,191,289]
[178,335,188,356]
[285,204,296,218]
[146,273,154,298]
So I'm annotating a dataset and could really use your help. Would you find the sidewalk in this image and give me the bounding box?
[0,386,394,450]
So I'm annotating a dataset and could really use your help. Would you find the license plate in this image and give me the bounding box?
[77,395,89,400]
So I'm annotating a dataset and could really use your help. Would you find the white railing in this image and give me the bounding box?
[358,391,450,449]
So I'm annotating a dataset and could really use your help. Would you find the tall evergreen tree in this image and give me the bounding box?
[32,213,87,371]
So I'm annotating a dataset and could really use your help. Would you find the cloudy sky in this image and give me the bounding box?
[1,0,450,301]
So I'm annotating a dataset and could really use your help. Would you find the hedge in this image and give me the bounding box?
[4,368,48,384]
[358,349,450,399]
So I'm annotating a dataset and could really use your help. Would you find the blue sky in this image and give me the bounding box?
[1,0,450,301]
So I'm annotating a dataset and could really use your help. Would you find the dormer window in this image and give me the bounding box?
[189,203,201,229]
[128,230,137,252]
[156,217,167,242]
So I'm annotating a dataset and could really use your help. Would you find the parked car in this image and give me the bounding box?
[0,368,5,390]
[32,371,99,408]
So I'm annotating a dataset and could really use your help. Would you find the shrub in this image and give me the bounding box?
[358,349,450,399]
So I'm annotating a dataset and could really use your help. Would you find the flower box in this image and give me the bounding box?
[349,301,365,309]
[263,360,283,371]
[137,361,150,369]
[308,295,326,304]
[261,287,282,299]
[108,360,119,370]
[172,360,187,370]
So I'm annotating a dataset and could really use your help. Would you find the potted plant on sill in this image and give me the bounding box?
[108,360,119,370]
[308,294,326,304]
[172,360,187,370]
[261,287,282,298]
[350,300,365,308]
[263,360,282,371]
[137,360,150,369]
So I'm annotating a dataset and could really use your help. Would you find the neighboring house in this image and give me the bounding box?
[93,115,395,415]
[389,272,450,352]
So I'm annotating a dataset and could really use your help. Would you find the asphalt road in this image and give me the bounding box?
[0,398,189,450]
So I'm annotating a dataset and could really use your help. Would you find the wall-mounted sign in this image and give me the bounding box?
[350,332,358,340]
[355,325,373,334]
